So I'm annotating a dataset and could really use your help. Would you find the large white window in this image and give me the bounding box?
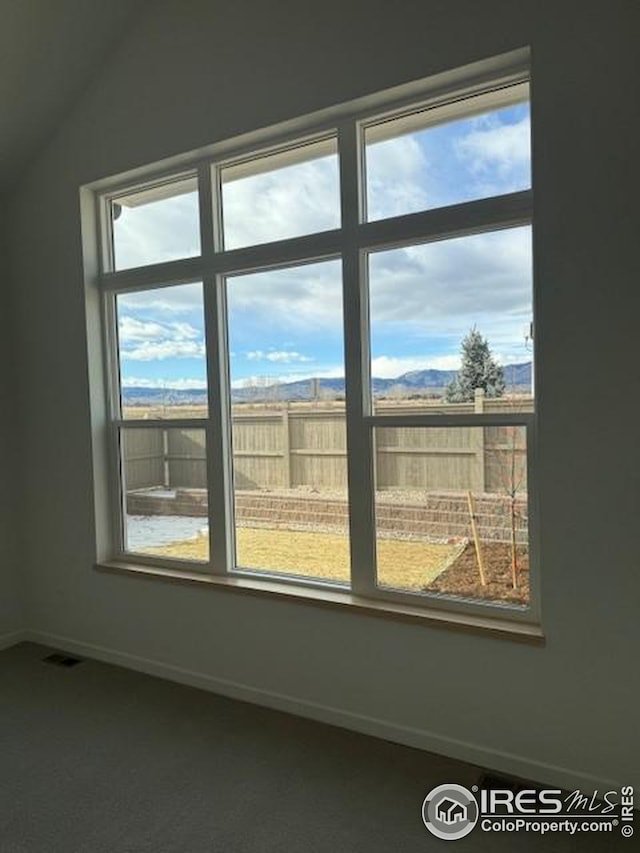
[90,50,538,628]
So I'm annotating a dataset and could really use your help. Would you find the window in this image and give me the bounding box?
[91,49,538,628]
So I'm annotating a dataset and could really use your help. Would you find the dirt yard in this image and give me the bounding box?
[426,542,530,605]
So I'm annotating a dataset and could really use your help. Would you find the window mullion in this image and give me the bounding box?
[103,290,122,422]
[111,422,127,557]
[102,289,127,557]
[101,256,205,292]
[208,230,342,277]
[98,194,115,274]
[199,163,234,576]
[338,121,376,597]
[357,190,532,254]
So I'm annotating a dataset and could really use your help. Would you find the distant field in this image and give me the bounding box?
[123,405,209,420]
[122,394,532,421]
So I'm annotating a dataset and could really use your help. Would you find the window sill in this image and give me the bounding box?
[95,560,545,646]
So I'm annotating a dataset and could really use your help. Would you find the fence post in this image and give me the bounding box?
[473,388,486,493]
[282,403,292,488]
[162,428,170,488]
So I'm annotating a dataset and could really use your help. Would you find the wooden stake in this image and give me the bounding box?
[508,428,518,589]
[467,490,486,586]
[510,499,518,590]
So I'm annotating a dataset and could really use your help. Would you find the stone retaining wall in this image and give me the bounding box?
[127,488,528,544]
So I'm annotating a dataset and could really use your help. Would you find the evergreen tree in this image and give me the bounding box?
[445,327,505,402]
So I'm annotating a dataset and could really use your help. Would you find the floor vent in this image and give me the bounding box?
[42,652,83,668]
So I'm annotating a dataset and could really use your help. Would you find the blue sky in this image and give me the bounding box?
[115,100,532,392]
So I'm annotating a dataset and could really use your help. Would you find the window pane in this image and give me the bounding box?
[116,283,208,419]
[374,425,529,606]
[121,428,208,562]
[112,177,200,270]
[368,227,533,413]
[221,139,340,250]
[226,260,349,584]
[364,85,530,221]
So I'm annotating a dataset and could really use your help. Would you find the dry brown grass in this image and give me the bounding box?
[148,527,463,590]
[123,405,208,420]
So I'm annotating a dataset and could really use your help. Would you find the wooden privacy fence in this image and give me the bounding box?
[123,392,532,495]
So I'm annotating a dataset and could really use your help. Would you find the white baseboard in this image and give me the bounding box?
[24,629,619,795]
[0,630,28,651]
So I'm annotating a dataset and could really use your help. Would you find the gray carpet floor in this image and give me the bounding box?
[0,642,625,852]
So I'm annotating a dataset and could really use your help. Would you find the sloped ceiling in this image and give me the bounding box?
[0,0,146,192]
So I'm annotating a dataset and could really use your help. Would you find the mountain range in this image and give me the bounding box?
[122,362,532,405]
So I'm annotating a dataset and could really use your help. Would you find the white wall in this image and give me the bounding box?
[6,0,638,789]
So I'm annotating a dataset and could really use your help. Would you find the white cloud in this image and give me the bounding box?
[121,340,205,362]
[370,227,533,325]
[246,350,313,363]
[113,193,200,270]
[223,155,340,249]
[370,354,461,378]
[455,117,531,181]
[367,227,533,366]
[499,351,532,364]
[118,282,203,315]
[118,317,167,343]
[366,135,429,219]
[119,316,201,345]
[228,260,343,332]
[172,322,200,340]
[118,295,205,363]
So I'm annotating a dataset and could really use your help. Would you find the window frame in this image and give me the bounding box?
[89,47,540,628]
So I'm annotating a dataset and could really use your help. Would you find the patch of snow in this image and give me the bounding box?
[126,514,205,550]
